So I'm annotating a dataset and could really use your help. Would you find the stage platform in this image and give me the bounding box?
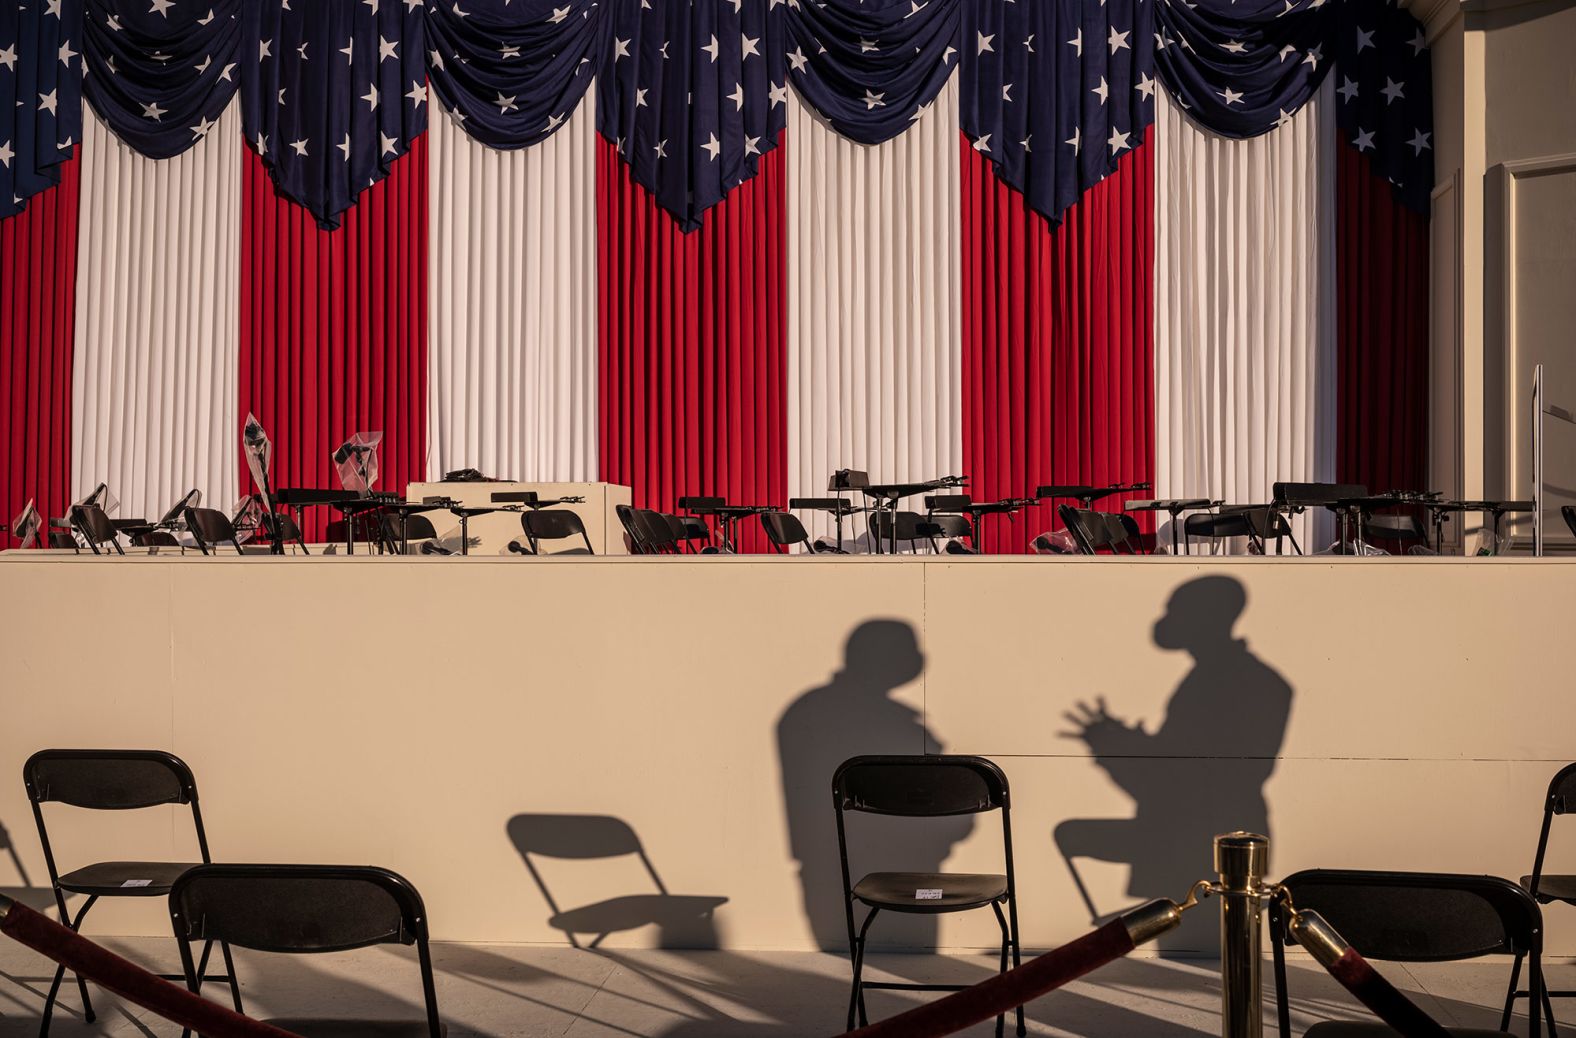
[1,553,1572,954]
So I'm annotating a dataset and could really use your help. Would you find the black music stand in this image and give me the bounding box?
[1123,499,1219,555]
[827,469,869,552]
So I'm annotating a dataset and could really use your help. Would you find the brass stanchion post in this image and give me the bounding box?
[1215,832,1269,1038]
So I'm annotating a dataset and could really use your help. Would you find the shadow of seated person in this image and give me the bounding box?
[507,813,727,950]
[1053,576,1292,951]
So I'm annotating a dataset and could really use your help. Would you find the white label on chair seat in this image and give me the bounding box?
[915,888,943,900]
[120,880,151,888]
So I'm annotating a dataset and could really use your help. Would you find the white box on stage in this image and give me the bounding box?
[404,481,633,555]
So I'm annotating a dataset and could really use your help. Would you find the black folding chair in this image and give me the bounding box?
[69,505,124,556]
[169,864,444,1038]
[1183,510,1252,555]
[380,512,444,555]
[615,504,649,554]
[1057,505,1122,555]
[869,511,941,553]
[520,509,594,555]
[761,511,820,554]
[1271,869,1544,1037]
[23,750,239,1037]
[634,508,680,554]
[1563,506,1576,540]
[184,507,245,555]
[1508,762,1576,1029]
[833,755,1025,1037]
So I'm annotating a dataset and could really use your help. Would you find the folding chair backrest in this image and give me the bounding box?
[71,505,119,546]
[634,508,677,552]
[1275,870,1540,961]
[1056,505,1104,554]
[1564,505,1576,540]
[1547,762,1576,815]
[170,865,428,953]
[761,511,810,549]
[25,749,197,809]
[185,507,239,552]
[1366,513,1427,541]
[523,509,589,543]
[871,510,929,546]
[834,755,1008,817]
[929,514,972,540]
[615,504,647,553]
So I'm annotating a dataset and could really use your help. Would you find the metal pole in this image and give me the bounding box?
[1215,831,1269,1038]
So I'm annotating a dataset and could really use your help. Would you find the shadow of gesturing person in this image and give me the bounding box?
[777,619,972,953]
[1054,575,1293,952]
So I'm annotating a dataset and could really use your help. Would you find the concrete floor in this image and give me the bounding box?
[0,937,1560,1037]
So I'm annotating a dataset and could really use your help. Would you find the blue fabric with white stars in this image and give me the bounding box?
[0,0,84,218]
[239,0,429,230]
[0,0,1432,227]
[82,0,242,159]
[426,0,607,151]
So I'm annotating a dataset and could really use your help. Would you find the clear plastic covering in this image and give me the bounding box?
[73,482,119,517]
[242,413,274,508]
[157,489,202,529]
[10,498,40,548]
[231,496,265,545]
[332,432,382,495]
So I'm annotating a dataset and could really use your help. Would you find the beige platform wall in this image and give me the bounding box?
[1,554,1574,955]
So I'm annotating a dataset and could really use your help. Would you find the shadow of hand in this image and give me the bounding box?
[1058,696,1146,754]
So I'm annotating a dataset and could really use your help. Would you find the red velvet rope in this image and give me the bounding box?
[844,918,1137,1038]
[1323,946,1453,1038]
[0,898,300,1038]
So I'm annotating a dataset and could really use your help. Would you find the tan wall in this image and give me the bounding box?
[2,553,1574,954]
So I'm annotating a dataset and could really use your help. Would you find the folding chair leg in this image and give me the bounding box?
[1504,952,1525,1032]
[992,901,1010,1038]
[220,941,244,1013]
[846,907,879,1033]
[40,895,98,1037]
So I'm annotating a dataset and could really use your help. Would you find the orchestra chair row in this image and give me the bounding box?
[1057,505,1144,555]
[22,749,443,1038]
[616,504,710,554]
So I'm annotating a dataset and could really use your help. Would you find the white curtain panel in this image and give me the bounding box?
[1154,79,1337,552]
[786,75,963,546]
[71,101,241,522]
[426,85,598,483]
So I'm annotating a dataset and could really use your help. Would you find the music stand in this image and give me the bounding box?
[1123,499,1219,555]
[827,470,869,552]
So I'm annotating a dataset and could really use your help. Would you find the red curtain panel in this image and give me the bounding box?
[1335,140,1430,496]
[960,129,1157,554]
[239,134,429,538]
[597,134,787,554]
[0,153,81,546]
